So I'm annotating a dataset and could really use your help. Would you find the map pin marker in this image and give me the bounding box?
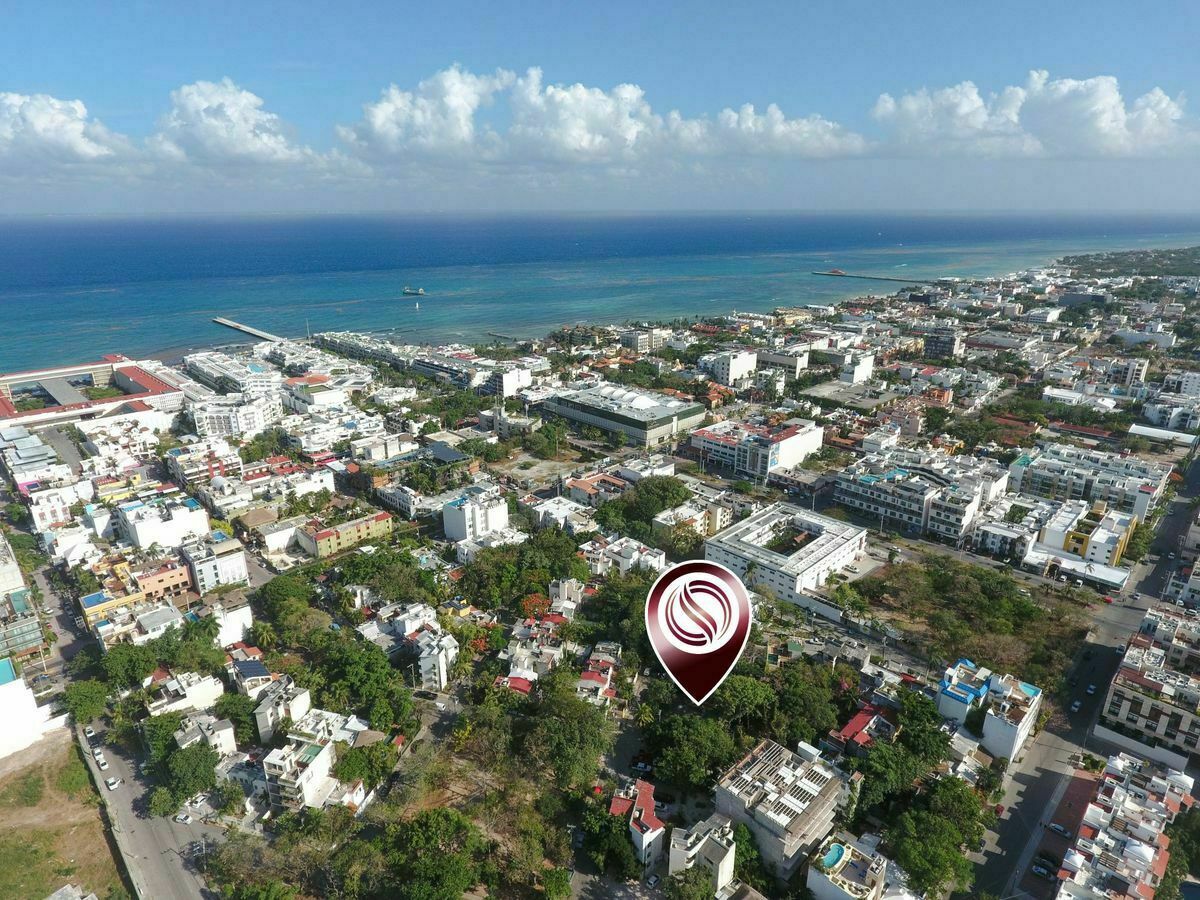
[645,561,752,706]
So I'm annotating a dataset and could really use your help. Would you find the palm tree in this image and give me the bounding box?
[184,614,221,645]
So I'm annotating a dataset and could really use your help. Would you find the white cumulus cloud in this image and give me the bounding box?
[339,65,515,156]
[150,77,315,165]
[874,70,1196,158]
[0,92,129,164]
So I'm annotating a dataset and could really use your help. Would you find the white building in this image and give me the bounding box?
[756,345,812,380]
[668,813,737,894]
[808,833,890,900]
[691,419,823,479]
[1057,753,1194,900]
[414,629,459,691]
[0,532,24,599]
[183,351,284,396]
[254,676,312,744]
[164,438,244,487]
[174,713,238,757]
[609,779,666,867]
[117,497,210,550]
[146,671,225,716]
[579,535,667,577]
[0,657,56,761]
[700,349,758,387]
[705,503,866,609]
[443,484,509,542]
[937,659,1042,762]
[542,384,706,448]
[840,353,875,384]
[1009,444,1171,520]
[181,534,249,596]
[190,394,284,439]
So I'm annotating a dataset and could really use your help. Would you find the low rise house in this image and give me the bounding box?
[937,659,1042,761]
[174,712,238,757]
[610,779,666,866]
[146,671,224,716]
[254,676,312,744]
[579,534,667,577]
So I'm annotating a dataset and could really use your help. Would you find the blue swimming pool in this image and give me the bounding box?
[822,843,846,870]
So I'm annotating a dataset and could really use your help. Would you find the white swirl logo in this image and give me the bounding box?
[657,573,737,655]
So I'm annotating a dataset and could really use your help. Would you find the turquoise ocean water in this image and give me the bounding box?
[3,213,1200,371]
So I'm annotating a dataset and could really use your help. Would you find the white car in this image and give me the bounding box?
[83,726,96,739]
[104,777,121,791]
[435,702,447,712]
[1070,700,1082,713]
[1086,684,1097,695]
[646,874,660,888]
[97,757,109,771]
[91,747,104,759]
[174,813,194,825]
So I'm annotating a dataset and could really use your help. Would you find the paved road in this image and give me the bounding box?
[970,454,1199,896]
[81,723,221,900]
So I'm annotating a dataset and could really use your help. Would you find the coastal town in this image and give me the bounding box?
[8,247,1200,900]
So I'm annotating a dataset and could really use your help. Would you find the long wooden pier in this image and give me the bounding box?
[211,317,284,342]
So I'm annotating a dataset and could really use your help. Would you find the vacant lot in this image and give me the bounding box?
[0,730,127,900]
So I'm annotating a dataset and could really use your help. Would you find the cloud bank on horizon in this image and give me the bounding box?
[1,65,1196,207]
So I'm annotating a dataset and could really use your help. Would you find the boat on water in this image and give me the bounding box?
[402,286,425,296]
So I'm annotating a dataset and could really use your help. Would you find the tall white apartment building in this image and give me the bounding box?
[190,394,284,439]
[700,350,758,387]
[443,484,509,543]
[181,534,250,596]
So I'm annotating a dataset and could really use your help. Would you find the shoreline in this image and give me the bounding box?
[16,232,1200,372]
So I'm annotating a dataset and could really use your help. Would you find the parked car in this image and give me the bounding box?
[646,875,660,888]
[104,777,122,791]
[91,747,104,760]
[1049,823,1073,838]
[174,813,194,825]
[97,757,109,771]
[1070,700,1082,713]
[632,761,653,774]
[83,726,96,739]
[1032,864,1056,880]
[1086,684,1097,695]
[994,804,1005,816]
[1037,854,1062,869]
[435,702,447,712]
[1170,552,1178,560]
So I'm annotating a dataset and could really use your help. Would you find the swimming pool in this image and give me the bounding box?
[822,843,846,870]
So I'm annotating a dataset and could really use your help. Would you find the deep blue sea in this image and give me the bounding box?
[4,213,1200,372]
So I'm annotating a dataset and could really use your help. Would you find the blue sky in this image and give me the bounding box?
[3,1,1199,213]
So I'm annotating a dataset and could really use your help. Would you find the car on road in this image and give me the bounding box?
[97,757,109,771]
[1104,596,1114,604]
[1114,644,1125,654]
[435,702,447,712]
[1070,700,1082,713]
[1032,864,1056,880]
[174,813,194,825]
[83,726,95,739]
[632,761,653,774]
[1049,823,1073,838]
[414,690,437,700]
[1170,552,1178,560]
[91,747,104,759]
[1086,684,1097,695]
[104,777,121,791]
[646,874,660,888]
[1037,854,1062,869]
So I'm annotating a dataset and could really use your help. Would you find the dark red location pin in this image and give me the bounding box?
[645,560,752,706]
